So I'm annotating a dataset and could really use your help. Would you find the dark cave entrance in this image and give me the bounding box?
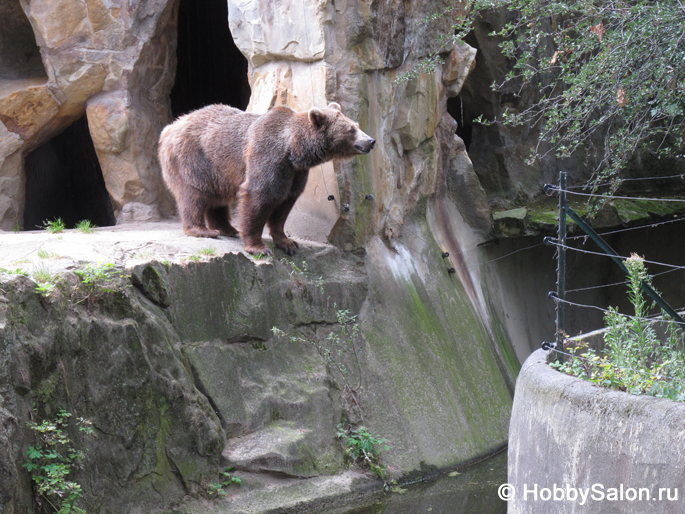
[23,116,115,231]
[0,0,46,80]
[170,0,251,117]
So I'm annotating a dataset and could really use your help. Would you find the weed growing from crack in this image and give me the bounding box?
[207,467,241,497]
[72,263,129,303]
[75,220,96,234]
[42,218,65,234]
[336,424,389,479]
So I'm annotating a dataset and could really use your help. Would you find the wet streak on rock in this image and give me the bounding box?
[372,0,407,68]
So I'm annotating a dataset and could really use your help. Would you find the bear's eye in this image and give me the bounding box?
[348,127,356,134]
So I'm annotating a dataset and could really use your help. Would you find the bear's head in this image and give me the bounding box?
[308,103,375,160]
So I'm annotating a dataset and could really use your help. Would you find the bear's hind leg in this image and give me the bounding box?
[178,192,220,238]
[206,206,239,237]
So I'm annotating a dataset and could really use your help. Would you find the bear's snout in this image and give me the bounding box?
[354,136,376,154]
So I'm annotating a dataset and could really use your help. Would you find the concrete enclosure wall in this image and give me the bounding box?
[508,349,685,514]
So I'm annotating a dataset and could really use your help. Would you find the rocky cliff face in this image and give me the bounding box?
[0,1,525,512]
[0,228,516,512]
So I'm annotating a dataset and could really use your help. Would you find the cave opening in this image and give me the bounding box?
[446,31,499,153]
[170,0,251,117]
[0,0,46,80]
[23,116,115,231]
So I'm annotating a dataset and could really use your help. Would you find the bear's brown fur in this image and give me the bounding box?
[158,103,375,255]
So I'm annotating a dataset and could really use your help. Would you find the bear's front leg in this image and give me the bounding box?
[238,191,275,255]
[267,171,309,255]
[268,204,299,255]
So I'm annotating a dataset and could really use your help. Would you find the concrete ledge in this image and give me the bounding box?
[508,349,685,513]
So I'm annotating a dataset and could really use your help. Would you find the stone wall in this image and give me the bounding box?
[509,349,685,514]
[0,229,517,512]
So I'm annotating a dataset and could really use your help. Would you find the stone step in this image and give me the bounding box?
[221,421,319,478]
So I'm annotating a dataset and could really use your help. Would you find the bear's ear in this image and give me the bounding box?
[328,102,342,112]
[308,107,326,128]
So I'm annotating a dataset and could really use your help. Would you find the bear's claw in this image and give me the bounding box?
[275,238,299,255]
[220,227,240,237]
[245,244,273,256]
[184,226,220,238]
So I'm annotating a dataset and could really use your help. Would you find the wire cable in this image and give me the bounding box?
[556,188,685,203]
[462,242,545,270]
[566,215,685,241]
[566,173,685,190]
[547,240,685,271]
[551,295,685,325]
[566,266,683,294]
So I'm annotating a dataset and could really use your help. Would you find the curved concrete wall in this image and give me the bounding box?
[508,349,685,514]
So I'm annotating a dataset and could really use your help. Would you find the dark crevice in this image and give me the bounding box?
[170,0,251,117]
[447,95,472,150]
[188,361,227,429]
[23,116,115,231]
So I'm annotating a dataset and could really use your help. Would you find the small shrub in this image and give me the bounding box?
[24,409,94,514]
[36,283,55,297]
[0,267,27,276]
[280,257,307,277]
[207,467,241,497]
[32,265,58,296]
[336,424,389,479]
[272,308,362,392]
[553,254,685,400]
[74,263,117,286]
[32,265,55,283]
[199,247,216,256]
[72,262,128,302]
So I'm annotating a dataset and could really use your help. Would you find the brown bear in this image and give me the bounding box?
[158,102,375,255]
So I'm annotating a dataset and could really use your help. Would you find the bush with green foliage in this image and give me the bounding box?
[414,0,685,192]
[474,0,685,190]
[24,409,94,514]
[272,308,362,392]
[552,254,685,400]
[336,424,390,479]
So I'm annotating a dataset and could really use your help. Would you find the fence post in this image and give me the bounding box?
[556,171,567,354]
